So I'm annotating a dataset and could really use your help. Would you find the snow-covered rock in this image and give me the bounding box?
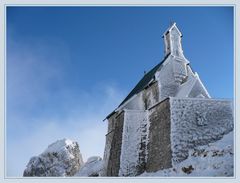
[139,131,234,177]
[75,156,103,177]
[23,139,83,177]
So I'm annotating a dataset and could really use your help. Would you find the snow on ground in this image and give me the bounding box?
[139,131,233,177]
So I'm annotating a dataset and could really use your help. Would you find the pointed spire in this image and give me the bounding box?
[162,22,184,58]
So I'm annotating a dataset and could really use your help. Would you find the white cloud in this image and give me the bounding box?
[7,84,125,177]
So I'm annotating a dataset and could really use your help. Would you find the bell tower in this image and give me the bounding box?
[163,22,184,58]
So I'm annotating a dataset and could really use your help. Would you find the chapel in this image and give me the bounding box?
[102,23,233,176]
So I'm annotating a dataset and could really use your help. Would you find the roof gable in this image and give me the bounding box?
[118,53,170,107]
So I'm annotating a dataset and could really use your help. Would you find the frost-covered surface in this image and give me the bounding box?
[139,131,234,177]
[75,156,103,177]
[188,73,210,98]
[44,139,74,154]
[170,98,233,164]
[141,82,159,110]
[172,58,188,84]
[155,56,179,100]
[175,74,196,97]
[155,54,210,103]
[119,110,148,176]
[122,81,159,112]
[23,139,83,177]
[123,94,145,110]
[163,23,185,58]
[170,25,184,58]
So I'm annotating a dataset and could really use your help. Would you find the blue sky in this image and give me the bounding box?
[6,6,233,176]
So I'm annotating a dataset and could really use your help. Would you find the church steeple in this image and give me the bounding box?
[163,22,184,58]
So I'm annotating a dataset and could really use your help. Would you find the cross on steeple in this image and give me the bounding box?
[170,20,175,26]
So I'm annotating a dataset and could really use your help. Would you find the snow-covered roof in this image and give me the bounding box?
[118,53,170,107]
[105,54,171,120]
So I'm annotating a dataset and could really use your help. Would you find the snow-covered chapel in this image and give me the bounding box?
[102,23,233,176]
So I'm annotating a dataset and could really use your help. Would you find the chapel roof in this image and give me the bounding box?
[117,53,170,108]
[104,54,169,120]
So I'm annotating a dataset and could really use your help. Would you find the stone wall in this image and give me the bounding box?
[146,98,172,172]
[106,111,124,176]
[102,113,117,176]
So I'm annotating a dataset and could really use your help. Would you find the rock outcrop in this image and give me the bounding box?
[22,132,233,177]
[23,139,83,177]
[75,156,103,177]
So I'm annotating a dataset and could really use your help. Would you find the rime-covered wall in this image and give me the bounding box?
[155,55,210,101]
[156,57,179,100]
[119,110,147,176]
[188,77,210,98]
[122,80,160,111]
[170,98,233,164]
[124,94,144,110]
